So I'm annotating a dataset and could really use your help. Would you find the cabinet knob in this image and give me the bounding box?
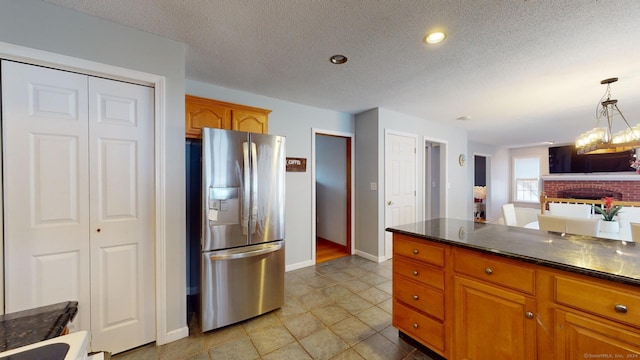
[96,228,101,233]
[614,304,628,314]
[484,268,493,275]
[412,249,419,255]
[412,271,419,276]
[412,323,419,329]
[412,295,419,300]
[525,311,534,319]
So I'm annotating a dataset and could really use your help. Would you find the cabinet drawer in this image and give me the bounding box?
[394,275,444,321]
[453,248,535,294]
[394,257,444,290]
[555,275,640,328]
[394,234,444,267]
[393,300,444,353]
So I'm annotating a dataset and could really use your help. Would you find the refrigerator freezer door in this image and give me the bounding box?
[202,128,250,251]
[200,241,285,332]
[249,133,286,245]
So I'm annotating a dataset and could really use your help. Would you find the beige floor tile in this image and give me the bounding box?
[335,293,374,315]
[356,306,392,332]
[261,342,313,360]
[158,336,205,360]
[352,334,406,360]
[320,284,354,302]
[330,349,367,360]
[305,274,338,288]
[341,278,372,293]
[208,337,258,360]
[359,286,391,305]
[376,280,393,294]
[247,324,295,355]
[274,295,308,321]
[312,303,351,326]
[112,344,158,360]
[341,267,370,278]
[242,312,281,335]
[286,281,316,297]
[330,316,376,346]
[202,323,246,350]
[377,298,393,314]
[284,312,326,340]
[298,289,333,309]
[360,272,389,286]
[299,328,350,360]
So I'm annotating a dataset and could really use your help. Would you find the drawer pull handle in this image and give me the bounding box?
[614,304,628,314]
[485,268,493,275]
[412,249,419,255]
[412,271,419,276]
[412,323,419,329]
[412,295,419,300]
[525,311,534,319]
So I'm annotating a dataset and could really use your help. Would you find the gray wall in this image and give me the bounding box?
[0,0,186,340]
[316,135,347,246]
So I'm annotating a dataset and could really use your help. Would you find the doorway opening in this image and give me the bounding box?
[474,155,488,222]
[424,139,447,221]
[313,131,353,264]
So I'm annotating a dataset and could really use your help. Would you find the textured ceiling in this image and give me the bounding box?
[43,0,640,148]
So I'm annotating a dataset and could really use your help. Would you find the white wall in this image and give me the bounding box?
[316,135,347,246]
[186,79,354,269]
[0,0,186,342]
[355,108,468,259]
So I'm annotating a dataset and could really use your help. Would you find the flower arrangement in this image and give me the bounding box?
[594,197,623,221]
[630,160,640,174]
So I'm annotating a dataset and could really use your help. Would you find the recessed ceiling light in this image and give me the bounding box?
[329,55,348,64]
[424,31,446,45]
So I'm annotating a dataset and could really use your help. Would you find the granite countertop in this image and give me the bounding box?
[387,219,640,287]
[0,301,78,352]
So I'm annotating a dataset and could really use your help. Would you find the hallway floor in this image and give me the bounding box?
[113,256,434,360]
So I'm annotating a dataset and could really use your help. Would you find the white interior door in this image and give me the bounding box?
[2,60,155,354]
[385,132,417,259]
[2,60,91,330]
[88,77,155,353]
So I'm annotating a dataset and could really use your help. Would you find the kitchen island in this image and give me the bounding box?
[387,219,640,360]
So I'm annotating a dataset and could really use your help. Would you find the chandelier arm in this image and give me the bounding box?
[614,104,637,140]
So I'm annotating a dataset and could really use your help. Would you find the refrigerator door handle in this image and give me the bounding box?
[250,141,258,235]
[242,142,250,235]
[208,242,282,261]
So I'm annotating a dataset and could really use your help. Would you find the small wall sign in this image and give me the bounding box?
[286,157,307,172]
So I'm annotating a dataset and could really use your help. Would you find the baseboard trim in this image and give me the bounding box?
[163,326,189,344]
[354,250,386,263]
[286,260,315,272]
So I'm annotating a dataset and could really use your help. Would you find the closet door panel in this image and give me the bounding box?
[2,60,91,331]
[88,77,155,353]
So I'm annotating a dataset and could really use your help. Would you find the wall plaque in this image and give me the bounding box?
[286,157,306,172]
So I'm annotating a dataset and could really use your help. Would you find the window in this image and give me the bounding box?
[513,157,540,202]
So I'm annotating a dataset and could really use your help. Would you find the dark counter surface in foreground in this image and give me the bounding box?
[387,219,640,287]
[0,301,78,352]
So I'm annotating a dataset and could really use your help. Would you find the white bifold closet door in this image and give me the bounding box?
[2,60,155,354]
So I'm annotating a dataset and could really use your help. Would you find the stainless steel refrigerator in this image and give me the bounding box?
[200,128,286,332]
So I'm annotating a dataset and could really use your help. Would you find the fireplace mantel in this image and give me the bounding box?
[542,174,640,181]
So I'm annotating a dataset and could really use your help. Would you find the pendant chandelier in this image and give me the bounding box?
[575,77,640,155]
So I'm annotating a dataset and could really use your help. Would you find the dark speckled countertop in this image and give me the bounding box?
[0,301,78,352]
[387,219,640,287]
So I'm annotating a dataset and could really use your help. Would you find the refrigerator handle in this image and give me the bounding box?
[250,142,258,235]
[208,242,282,261]
[242,142,250,235]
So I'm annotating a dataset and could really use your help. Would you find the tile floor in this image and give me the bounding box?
[113,256,434,360]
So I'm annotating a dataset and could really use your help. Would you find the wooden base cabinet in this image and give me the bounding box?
[453,276,536,360]
[555,310,640,358]
[185,95,270,138]
[391,233,640,360]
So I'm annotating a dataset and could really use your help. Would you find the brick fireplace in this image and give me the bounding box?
[543,176,640,202]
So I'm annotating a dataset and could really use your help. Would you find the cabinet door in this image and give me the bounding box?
[555,310,640,359]
[231,109,268,134]
[454,276,536,360]
[185,95,231,138]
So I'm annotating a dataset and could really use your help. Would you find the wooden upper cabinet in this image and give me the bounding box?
[185,95,270,138]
